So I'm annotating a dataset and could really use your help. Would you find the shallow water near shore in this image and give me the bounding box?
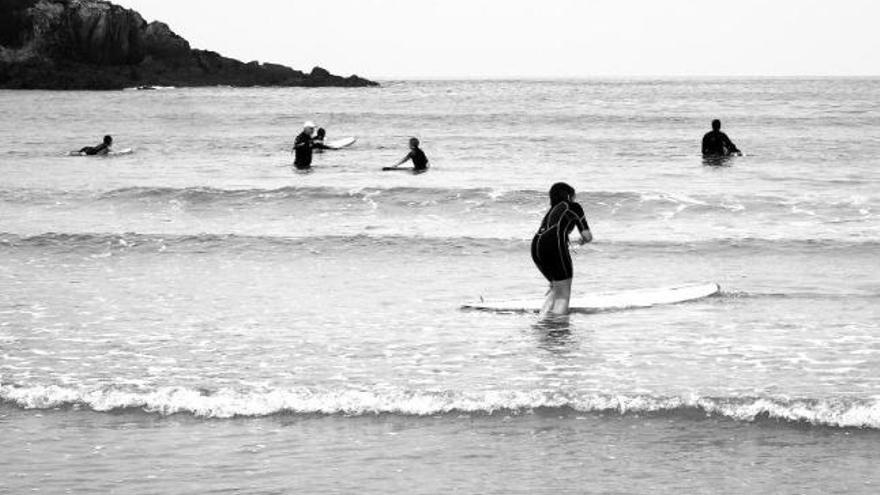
[1,78,879,493]
[3,406,878,494]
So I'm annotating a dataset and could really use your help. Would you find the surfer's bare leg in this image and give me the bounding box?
[541,278,572,315]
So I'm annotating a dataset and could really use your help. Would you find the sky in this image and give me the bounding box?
[118,0,879,79]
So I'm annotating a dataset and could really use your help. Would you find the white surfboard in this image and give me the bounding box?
[462,282,721,313]
[67,148,133,157]
[325,137,357,150]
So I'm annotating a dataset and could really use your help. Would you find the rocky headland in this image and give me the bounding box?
[0,0,378,89]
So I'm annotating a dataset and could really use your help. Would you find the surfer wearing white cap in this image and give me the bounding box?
[293,121,317,169]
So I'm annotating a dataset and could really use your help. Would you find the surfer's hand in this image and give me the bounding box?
[579,231,593,245]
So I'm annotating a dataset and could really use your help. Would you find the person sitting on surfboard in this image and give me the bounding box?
[702,119,741,157]
[531,182,592,315]
[388,137,429,171]
[293,121,316,169]
[79,135,113,156]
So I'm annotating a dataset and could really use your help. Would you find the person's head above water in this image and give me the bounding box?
[409,137,420,149]
[303,121,315,132]
[711,119,721,131]
[549,182,575,206]
[316,128,326,139]
[103,135,112,145]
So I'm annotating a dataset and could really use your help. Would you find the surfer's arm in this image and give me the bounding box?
[579,229,593,245]
[576,220,592,244]
[392,153,412,168]
[569,203,592,244]
[722,133,741,154]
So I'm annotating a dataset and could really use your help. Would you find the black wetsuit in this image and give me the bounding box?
[702,130,740,156]
[407,148,429,170]
[293,131,313,169]
[79,142,110,155]
[531,201,590,282]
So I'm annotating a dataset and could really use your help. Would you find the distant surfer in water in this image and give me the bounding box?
[387,137,429,172]
[293,121,316,169]
[702,119,741,157]
[78,135,113,156]
[532,182,592,315]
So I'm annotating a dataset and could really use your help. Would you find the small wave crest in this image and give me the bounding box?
[2,232,878,257]
[94,185,543,206]
[0,232,526,256]
[3,186,875,220]
[1,383,877,428]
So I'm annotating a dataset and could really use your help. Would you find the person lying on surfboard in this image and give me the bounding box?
[531,182,592,315]
[387,137,429,171]
[78,135,113,156]
[702,119,741,157]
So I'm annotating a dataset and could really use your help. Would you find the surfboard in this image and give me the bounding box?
[325,137,357,150]
[382,167,428,174]
[461,282,721,313]
[67,148,133,157]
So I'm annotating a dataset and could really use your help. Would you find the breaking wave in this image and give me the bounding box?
[1,382,877,429]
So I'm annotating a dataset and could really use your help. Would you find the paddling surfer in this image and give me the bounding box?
[79,135,113,155]
[531,182,592,315]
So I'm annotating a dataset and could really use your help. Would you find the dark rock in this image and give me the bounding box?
[142,21,189,61]
[310,66,331,78]
[0,0,378,89]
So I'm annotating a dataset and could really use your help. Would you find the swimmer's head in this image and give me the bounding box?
[409,137,420,149]
[103,135,112,145]
[711,119,721,131]
[303,121,316,131]
[316,128,326,139]
[549,182,575,206]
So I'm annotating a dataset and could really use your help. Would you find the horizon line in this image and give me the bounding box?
[366,74,880,81]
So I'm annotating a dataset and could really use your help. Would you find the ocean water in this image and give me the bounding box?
[1,79,879,493]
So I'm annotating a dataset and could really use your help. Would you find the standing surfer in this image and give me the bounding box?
[531,182,592,315]
[293,121,316,169]
[702,119,741,157]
